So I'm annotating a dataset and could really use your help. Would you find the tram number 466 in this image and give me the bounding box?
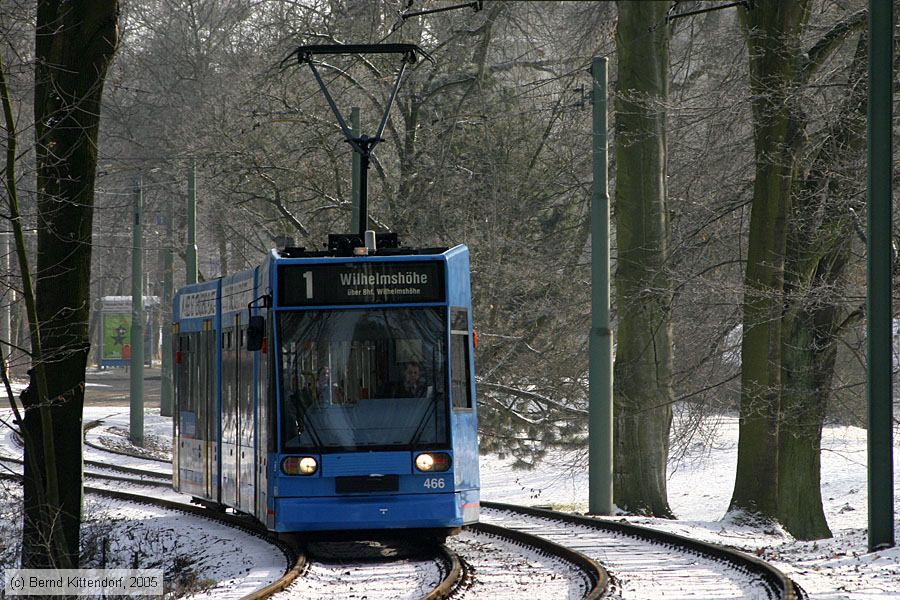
[423,478,446,489]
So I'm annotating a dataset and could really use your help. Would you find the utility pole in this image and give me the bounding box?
[159,208,174,417]
[350,107,361,233]
[866,0,894,552]
[588,56,613,515]
[186,161,198,285]
[130,178,144,447]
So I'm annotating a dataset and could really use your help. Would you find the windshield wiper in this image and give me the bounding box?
[408,388,439,449]
[297,404,323,450]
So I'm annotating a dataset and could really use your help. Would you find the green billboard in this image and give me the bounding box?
[98,296,159,366]
[101,313,132,361]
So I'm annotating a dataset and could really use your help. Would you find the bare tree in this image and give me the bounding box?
[730,0,870,539]
[18,1,119,567]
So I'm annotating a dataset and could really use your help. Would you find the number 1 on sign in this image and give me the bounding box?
[303,271,313,299]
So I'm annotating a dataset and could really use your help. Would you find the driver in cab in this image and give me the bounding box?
[389,360,427,398]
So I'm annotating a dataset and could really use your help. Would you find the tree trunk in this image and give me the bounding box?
[778,308,835,538]
[22,2,118,567]
[729,0,810,520]
[612,0,674,517]
[777,29,869,540]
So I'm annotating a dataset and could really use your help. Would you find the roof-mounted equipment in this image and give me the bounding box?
[281,43,434,243]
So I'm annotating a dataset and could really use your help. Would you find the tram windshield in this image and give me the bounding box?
[279,307,448,451]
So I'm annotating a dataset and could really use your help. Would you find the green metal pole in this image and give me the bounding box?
[350,107,361,233]
[866,0,894,552]
[160,208,174,417]
[0,233,10,361]
[130,178,144,446]
[186,161,198,285]
[589,56,613,516]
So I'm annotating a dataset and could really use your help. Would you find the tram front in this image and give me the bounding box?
[269,248,480,535]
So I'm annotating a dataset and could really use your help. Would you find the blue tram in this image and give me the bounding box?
[172,240,480,536]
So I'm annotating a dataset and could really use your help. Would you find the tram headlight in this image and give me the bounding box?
[282,456,318,476]
[415,452,451,472]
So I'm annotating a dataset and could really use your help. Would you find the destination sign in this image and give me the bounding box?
[179,289,217,319]
[279,262,445,306]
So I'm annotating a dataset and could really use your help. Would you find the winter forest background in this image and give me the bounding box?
[1,0,898,554]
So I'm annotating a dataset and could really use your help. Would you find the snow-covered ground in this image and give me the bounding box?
[82,496,286,598]
[0,378,898,598]
[0,400,285,598]
[481,417,900,599]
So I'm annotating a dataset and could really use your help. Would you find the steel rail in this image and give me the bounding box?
[85,470,171,488]
[483,501,806,600]
[85,459,170,479]
[7,422,471,599]
[10,430,464,600]
[0,453,171,488]
[21,460,601,597]
[7,424,171,480]
[85,488,308,600]
[470,521,608,599]
[2,450,466,600]
[421,544,463,600]
[83,458,170,479]
[10,426,628,599]
[6,449,458,600]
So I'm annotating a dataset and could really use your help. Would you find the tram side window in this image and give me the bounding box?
[175,335,187,415]
[176,333,200,438]
[204,328,217,442]
[450,307,472,410]
[190,332,202,437]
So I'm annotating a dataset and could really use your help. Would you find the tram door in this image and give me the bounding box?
[255,310,271,524]
[175,329,214,501]
[202,323,217,501]
[255,267,270,525]
[221,314,256,513]
[221,324,239,507]
[237,318,255,514]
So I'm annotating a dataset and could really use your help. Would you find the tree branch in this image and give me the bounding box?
[800,9,867,84]
[477,379,588,417]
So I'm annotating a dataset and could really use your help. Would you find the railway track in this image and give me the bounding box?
[482,501,806,600]
[271,538,463,600]
[3,451,606,599]
[3,439,607,600]
[4,423,467,599]
[0,453,171,489]
[2,423,172,480]
[6,418,803,600]
[74,420,612,598]
[83,418,172,464]
[458,522,606,599]
[1,453,470,600]
[0,467,304,598]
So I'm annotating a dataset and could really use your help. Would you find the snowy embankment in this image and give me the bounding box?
[481,416,900,599]
[0,401,286,598]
